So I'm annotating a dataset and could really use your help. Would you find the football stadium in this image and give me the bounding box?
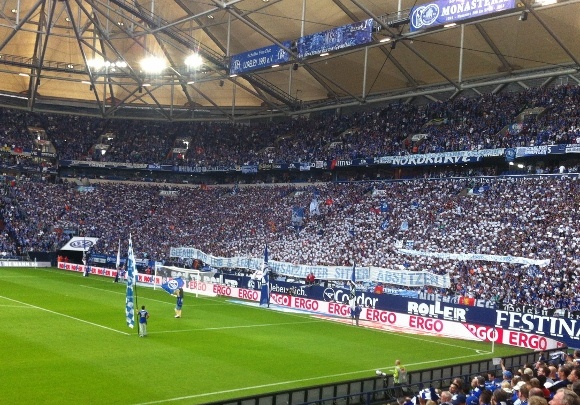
[0,0,579,404]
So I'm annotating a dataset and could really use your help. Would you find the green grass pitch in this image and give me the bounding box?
[0,267,530,404]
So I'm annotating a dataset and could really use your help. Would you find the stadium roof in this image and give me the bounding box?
[0,0,579,121]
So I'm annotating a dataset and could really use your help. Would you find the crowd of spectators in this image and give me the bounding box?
[394,351,580,405]
[0,84,578,168]
[0,173,578,310]
[0,83,578,310]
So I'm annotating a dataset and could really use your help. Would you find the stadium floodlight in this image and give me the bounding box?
[184,54,203,69]
[87,58,105,70]
[140,56,166,74]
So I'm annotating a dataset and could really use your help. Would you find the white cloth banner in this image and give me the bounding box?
[60,237,99,251]
[169,247,451,288]
[397,248,551,267]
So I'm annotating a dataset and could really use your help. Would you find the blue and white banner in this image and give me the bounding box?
[169,246,451,288]
[298,19,374,58]
[230,41,291,75]
[410,0,516,32]
[241,165,258,174]
[292,206,304,226]
[60,236,99,252]
[397,248,551,267]
[125,235,136,329]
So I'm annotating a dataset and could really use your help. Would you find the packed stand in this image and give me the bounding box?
[0,174,578,310]
[392,351,580,405]
[0,85,579,167]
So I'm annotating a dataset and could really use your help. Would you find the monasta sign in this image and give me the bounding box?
[410,0,516,32]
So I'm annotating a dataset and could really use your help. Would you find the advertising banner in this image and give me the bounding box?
[298,19,374,58]
[410,0,515,32]
[230,41,291,75]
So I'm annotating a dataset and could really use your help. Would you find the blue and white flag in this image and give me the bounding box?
[125,234,137,329]
[260,245,270,307]
[292,206,304,226]
[161,277,185,294]
[309,198,320,216]
[380,202,389,212]
[380,218,389,230]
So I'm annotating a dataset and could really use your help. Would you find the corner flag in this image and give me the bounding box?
[125,234,137,328]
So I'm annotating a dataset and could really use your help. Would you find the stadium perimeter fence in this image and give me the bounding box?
[205,349,559,405]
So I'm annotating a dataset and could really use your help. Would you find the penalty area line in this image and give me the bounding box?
[0,295,130,335]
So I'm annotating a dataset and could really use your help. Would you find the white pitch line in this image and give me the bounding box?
[0,295,130,335]
[132,351,492,405]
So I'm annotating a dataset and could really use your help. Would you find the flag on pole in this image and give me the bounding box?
[116,239,121,269]
[125,234,137,329]
[259,245,270,307]
[349,263,356,310]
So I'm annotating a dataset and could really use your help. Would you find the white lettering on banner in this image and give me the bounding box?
[496,311,580,341]
[408,301,466,321]
[390,155,471,166]
[169,246,451,287]
[516,145,549,157]
[0,261,51,267]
